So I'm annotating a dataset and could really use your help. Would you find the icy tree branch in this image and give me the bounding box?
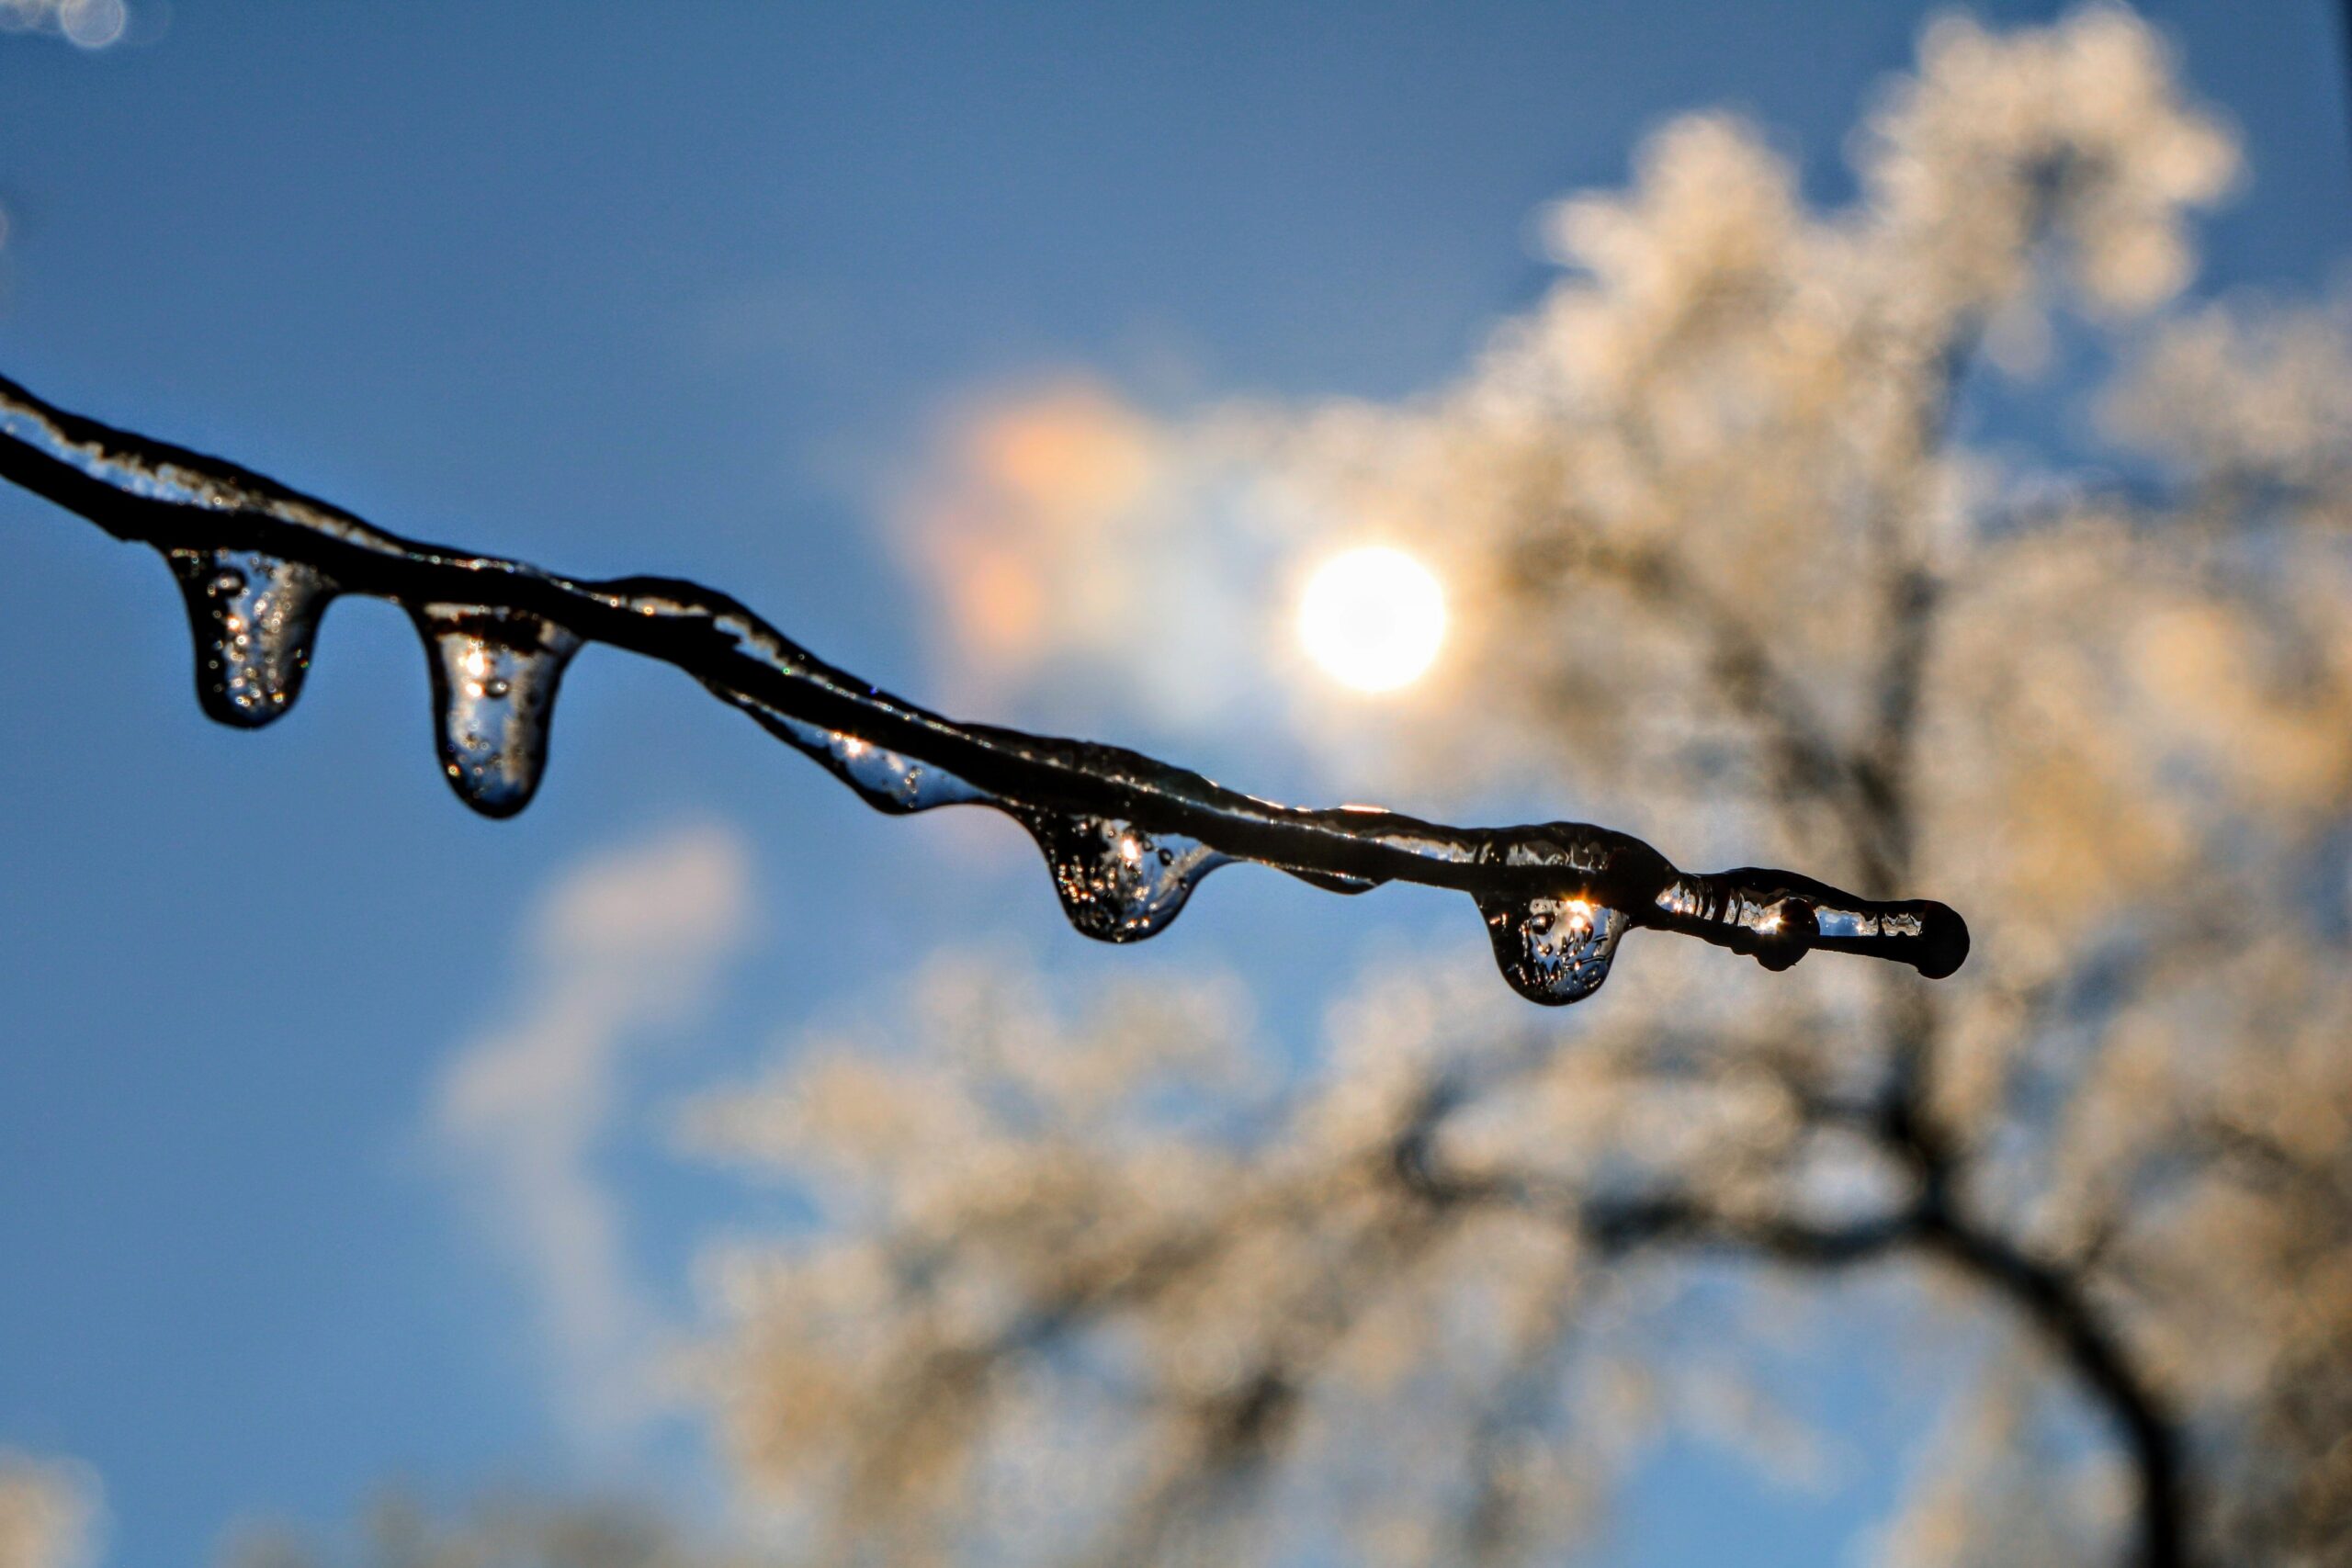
[0,370,1967,1005]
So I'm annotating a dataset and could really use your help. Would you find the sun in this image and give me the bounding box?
[1296,546,1447,694]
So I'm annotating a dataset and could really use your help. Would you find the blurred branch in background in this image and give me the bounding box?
[673,9,2352,1567]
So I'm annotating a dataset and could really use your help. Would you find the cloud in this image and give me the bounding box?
[0,1450,101,1568]
[888,377,1325,729]
[892,378,1168,685]
[434,823,755,1450]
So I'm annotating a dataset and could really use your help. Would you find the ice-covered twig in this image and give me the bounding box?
[0,370,1966,1003]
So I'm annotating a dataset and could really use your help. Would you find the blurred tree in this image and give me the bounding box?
[0,1450,98,1568]
[680,9,2352,1567]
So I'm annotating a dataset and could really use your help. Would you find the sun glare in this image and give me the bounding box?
[1297,546,1447,693]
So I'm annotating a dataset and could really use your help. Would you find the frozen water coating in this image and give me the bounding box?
[730,698,989,815]
[0,370,1971,1005]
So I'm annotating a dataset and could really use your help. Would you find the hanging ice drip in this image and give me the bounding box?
[163,547,336,728]
[1012,806,1230,942]
[413,603,582,818]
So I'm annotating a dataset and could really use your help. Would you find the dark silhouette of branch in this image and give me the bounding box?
[0,369,1967,1004]
[1912,1209,2188,1568]
[1601,1186,2187,1568]
[1389,1084,2191,1568]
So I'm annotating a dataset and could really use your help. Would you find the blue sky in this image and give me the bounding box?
[2,3,2347,1563]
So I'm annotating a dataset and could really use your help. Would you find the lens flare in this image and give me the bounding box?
[1297,547,1446,693]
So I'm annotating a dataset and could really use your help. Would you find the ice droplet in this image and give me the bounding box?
[414,604,580,818]
[1477,891,1629,1005]
[1016,807,1229,942]
[164,547,335,728]
[759,711,989,814]
[1743,895,1820,973]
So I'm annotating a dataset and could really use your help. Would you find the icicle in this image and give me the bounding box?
[163,547,335,728]
[1016,807,1229,943]
[414,604,580,818]
[1477,891,1629,1006]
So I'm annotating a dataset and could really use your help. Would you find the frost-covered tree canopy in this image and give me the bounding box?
[666,11,2350,1568]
